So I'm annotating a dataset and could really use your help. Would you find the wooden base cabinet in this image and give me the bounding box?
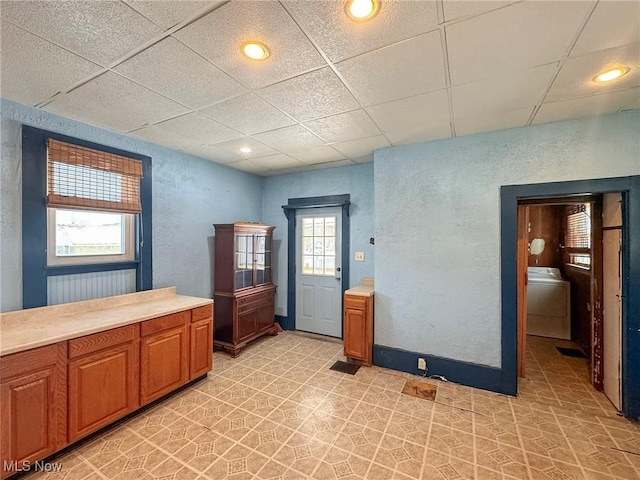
[343,294,374,366]
[68,325,139,443]
[190,305,214,379]
[0,343,67,479]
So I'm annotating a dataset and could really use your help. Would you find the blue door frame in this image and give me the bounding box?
[501,175,640,421]
[281,194,351,333]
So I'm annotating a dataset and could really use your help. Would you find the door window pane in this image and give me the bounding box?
[301,216,337,276]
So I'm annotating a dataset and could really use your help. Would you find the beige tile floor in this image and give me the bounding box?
[24,332,640,480]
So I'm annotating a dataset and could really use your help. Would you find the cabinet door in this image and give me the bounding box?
[236,309,257,342]
[256,302,274,333]
[190,318,213,379]
[344,308,367,361]
[140,325,189,404]
[68,342,138,442]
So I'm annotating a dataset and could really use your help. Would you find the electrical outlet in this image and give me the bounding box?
[354,251,365,261]
[418,358,427,371]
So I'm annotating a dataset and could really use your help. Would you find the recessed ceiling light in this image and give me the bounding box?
[346,0,379,21]
[242,41,270,60]
[593,67,629,83]
[240,147,252,154]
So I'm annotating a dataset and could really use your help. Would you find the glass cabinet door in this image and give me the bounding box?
[255,234,272,285]
[235,234,254,289]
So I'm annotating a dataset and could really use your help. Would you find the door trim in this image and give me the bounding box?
[282,194,351,333]
[501,175,640,420]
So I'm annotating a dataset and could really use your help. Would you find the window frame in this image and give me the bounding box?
[565,203,592,270]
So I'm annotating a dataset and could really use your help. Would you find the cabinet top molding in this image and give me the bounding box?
[0,287,212,356]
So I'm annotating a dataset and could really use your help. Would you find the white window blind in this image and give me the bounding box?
[47,139,143,213]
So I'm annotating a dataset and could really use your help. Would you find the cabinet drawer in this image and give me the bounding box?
[69,325,138,359]
[192,304,213,322]
[141,311,190,337]
[1,343,61,380]
[344,295,367,310]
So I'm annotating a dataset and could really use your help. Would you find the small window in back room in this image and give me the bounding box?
[46,139,141,266]
[565,203,591,268]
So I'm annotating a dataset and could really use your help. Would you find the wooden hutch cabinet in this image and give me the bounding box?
[213,223,277,356]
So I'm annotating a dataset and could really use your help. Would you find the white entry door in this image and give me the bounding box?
[603,228,622,410]
[295,207,342,338]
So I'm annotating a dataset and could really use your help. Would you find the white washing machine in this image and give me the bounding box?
[526,267,571,340]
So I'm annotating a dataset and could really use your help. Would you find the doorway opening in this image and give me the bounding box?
[517,194,623,412]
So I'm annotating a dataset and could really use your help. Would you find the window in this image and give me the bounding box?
[566,203,591,268]
[45,138,142,267]
[301,216,336,276]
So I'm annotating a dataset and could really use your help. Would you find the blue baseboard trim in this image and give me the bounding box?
[275,315,293,330]
[373,344,513,396]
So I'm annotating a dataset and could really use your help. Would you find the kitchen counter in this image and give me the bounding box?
[0,287,212,356]
[345,277,374,297]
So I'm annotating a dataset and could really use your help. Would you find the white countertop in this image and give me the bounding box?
[345,280,374,297]
[0,287,212,356]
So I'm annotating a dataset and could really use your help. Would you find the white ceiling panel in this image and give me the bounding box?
[43,72,188,133]
[0,21,102,106]
[200,93,295,135]
[368,90,450,136]
[129,124,196,149]
[442,1,515,22]
[126,0,220,30]
[251,154,306,169]
[385,123,453,146]
[253,125,324,153]
[0,1,162,66]
[277,159,356,174]
[178,144,228,163]
[173,1,326,89]
[304,109,381,144]
[571,1,640,57]
[286,145,345,164]
[332,135,391,159]
[230,159,272,175]
[282,0,438,62]
[336,31,446,107]
[259,67,360,122]
[352,155,374,164]
[114,37,247,109]
[545,43,640,102]
[205,137,279,163]
[452,63,558,120]
[455,107,533,137]
[446,1,594,85]
[533,88,640,126]
[145,112,242,144]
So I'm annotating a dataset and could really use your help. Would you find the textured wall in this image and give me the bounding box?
[262,163,374,316]
[374,110,640,368]
[0,98,263,309]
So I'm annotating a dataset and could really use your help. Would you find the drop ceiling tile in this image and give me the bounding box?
[282,0,438,62]
[229,159,271,175]
[173,1,326,89]
[386,124,452,146]
[454,107,533,137]
[0,21,102,106]
[206,137,279,163]
[446,1,594,85]
[126,0,220,30]
[258,67,360,122]
[1,1,162,65]
[129,124,196,149]
[149,112,242,144]
[546,43,640,102]
[368,90,450,136]
[252,125,324,153]
[43,72,188,132]
[571,1,640,57]
[286,145,345,164]
[303,109,381,143]
[275,159,355,175]
[177,144,229,163]
[352,155,374,164]
[250,154,305,169]
[442,1,515,22]
[331,135,391,159]
[533,87,640,125]
[335,31,446,106]
[452,63,558,120]
[199,93,295,135]
[114,37,247,109]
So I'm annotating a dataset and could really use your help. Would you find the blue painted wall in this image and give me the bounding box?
[0,98,263,310]
[262,164,375,317]
[374,110,640,369]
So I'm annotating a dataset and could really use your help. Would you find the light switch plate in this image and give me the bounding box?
[355,251,365,261]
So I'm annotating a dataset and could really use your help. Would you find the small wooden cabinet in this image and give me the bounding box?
[190,305,214,379]
[0,343,67,479]
[68,325,139,442]
[140,311,190,404]
[213,223,277,357]
[343,292,374,366]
